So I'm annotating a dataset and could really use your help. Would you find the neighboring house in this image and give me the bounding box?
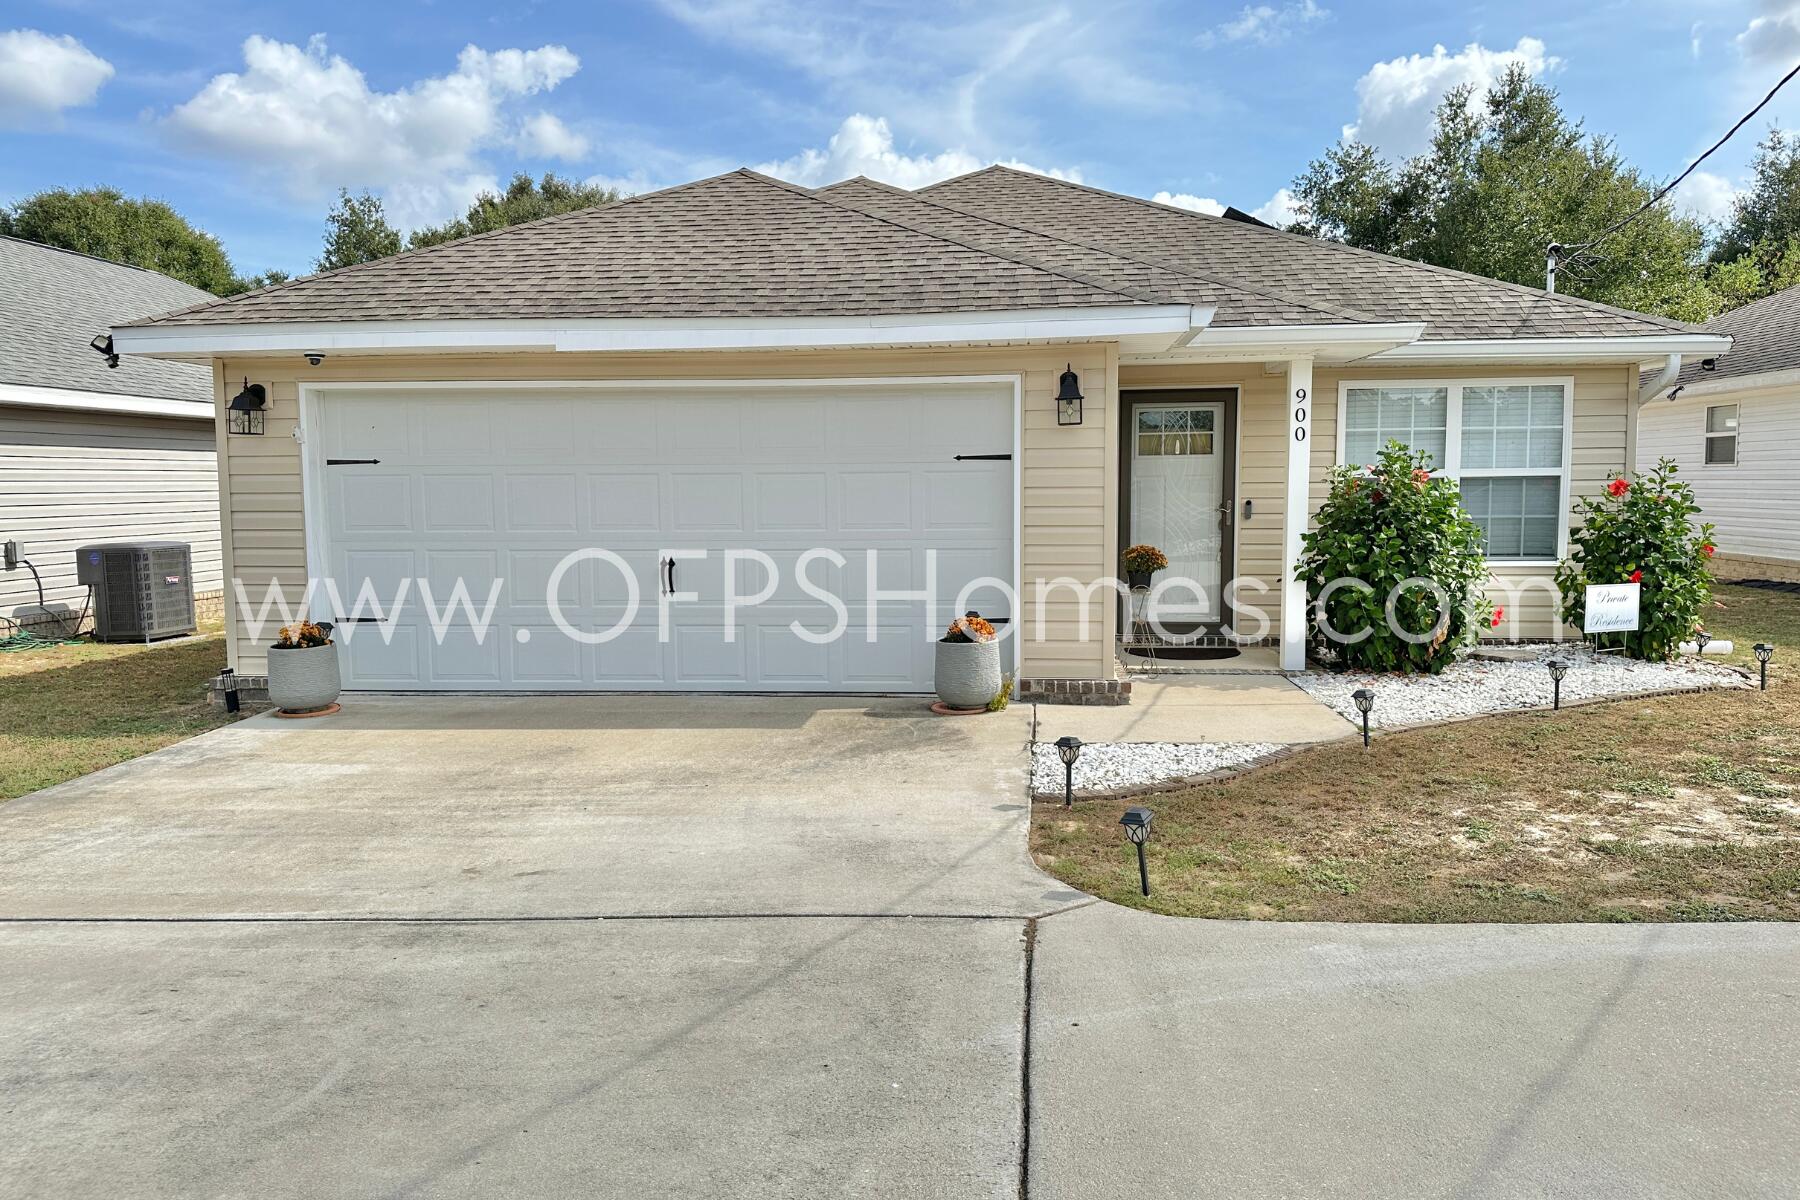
[111,168,1727,700]
[1637,284,1800,582]
[0,237,222,636]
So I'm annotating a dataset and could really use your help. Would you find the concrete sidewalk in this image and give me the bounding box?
[1034,675,1355,745]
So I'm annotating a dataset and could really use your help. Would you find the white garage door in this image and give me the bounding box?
[311,384,1015,692]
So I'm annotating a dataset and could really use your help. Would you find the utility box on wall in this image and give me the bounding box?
[75,542,198,643]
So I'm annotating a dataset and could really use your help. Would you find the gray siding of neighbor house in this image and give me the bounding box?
[0,405,222,632]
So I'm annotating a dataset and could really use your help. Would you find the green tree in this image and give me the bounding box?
[408,172,620,249]
[232,268,293,293]
[1289,67,1711,321]
[0,187,238,294]
[1714,128,1800,263]
[317,189,403,271]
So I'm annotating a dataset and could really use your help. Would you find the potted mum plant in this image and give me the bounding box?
[1121,544,1169,590]
[934,611,1002,710]
[267,620,341,716]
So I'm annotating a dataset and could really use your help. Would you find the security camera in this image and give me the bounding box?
[303,351,326,366]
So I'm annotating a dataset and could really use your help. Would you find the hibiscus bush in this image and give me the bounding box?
[1298,442,1494,674]
[1554,458,1714,661]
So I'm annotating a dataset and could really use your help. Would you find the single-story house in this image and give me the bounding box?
[1637,283,1799,582]
[1,236,222,636]
[111,167,1729,701]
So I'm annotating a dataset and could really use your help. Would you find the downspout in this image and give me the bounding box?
[1637,353,1682,406]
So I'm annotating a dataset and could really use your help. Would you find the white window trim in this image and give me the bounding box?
[1703,403,1740,467]
[1335,376,1576,567]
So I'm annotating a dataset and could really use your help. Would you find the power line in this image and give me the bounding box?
[1551,58,1800,286]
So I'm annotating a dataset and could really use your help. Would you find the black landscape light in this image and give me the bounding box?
[228,379,267,435]
[1755,643,1774,691]
[219,667,240,713]
[1055,363,1084,426]
[1546,658,1569,710]
[1054,736,1083,808]
[1351,687,1375,749]
[1694,628,1713,656]
[1119,806,1153,897]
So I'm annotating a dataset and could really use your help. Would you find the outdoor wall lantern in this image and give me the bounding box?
[1055,363,1084,426]
[1119,806,1153,896]
[1755,642,1775,691]
[228,379,267,435]
[1055,736,1084,808]
[1351,688,1375,749]
[1546,658,1569,710]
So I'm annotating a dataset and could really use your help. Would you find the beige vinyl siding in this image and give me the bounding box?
[1637,382,1800,573]
[1120,362,1633,640]
[0,403,221,630]
[216,345,1118,678]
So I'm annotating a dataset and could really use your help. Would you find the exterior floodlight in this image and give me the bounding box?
[1054,736,1083,808]
[1546,658,1569,710]
[1351,687,1375,749]
[1119,806,1153,897]
[1754,642,1774,691]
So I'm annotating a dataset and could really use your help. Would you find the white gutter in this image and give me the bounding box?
[1637,353,1682,406]
[1653,363,1798,400]
[112,305,1209,360]
[0,381,211,419]
[1372,334,1731,364]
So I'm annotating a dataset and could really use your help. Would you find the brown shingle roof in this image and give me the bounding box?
[128,170,1159,328]
[125,164,1706,343]
[1670,284,1800,386]
[920,166,1699,341]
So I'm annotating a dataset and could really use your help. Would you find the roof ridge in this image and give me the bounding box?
[734,170,1180,308]
[829,174,1383,325]
[0,234,215,298]
[934,165,1701,336]
[125,171,750,327]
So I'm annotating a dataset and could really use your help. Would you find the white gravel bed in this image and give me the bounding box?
[1295,644,1749,729]
[1031,740,1283,796]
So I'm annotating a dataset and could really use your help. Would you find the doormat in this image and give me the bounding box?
[1142,646,1241,661]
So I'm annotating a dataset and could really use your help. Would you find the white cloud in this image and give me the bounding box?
[1152,191,1225,216]
[1197,1,1328,49]
[163,35,581,228]
[516,112,589,161]
[1252,187,1302,227]
[755,113,1080,189]
[0,29,114,126]
[1672,170,1739,224]
[1344,37,1557,160]
[1737,2,1800,64]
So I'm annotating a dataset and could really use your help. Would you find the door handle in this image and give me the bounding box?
[1219,500,1234,528]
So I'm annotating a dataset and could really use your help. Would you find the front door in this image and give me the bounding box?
[1129,399,1228,622]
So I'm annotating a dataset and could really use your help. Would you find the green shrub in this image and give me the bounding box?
[1554,458,1714,661]
[1298,442,1493,674]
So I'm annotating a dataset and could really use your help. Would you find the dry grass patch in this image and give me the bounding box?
[1033,587,1800,923]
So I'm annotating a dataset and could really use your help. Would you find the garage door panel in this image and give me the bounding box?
[319,385,1013,692]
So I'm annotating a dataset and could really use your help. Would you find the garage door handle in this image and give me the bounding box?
[953,453,1012,461]
[325,458,382,466]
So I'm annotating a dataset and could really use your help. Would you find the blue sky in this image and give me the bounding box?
[3,1,1798,279]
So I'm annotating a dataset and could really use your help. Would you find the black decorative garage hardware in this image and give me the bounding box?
[324,458,382,466]
[952,453,1012,461]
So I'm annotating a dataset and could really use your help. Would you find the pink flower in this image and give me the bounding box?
[1413,468,1431,486]
[1607,478,1630,499]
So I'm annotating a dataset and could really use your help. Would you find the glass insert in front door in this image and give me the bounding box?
[1130,403,1224,620]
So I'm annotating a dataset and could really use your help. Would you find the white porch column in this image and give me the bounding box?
[1281,357,1314,672]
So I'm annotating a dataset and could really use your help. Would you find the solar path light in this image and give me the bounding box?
[1546,658,1569,710]
[1755,643,1774,691]
[1119,806,1153,897]
[1054,736,1083,808]
[1351,688,1375,749]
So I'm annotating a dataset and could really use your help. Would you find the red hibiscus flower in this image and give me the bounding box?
[1606,477,1630,498]
[1490,606,1505,628]
[1630,569,1643,583]
[1703,542,1716,558]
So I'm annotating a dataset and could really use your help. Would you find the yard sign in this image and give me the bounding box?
[1584,583,1641,634]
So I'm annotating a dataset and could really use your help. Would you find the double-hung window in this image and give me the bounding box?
[1340,379,1572,563]
[1704,404,1739,465]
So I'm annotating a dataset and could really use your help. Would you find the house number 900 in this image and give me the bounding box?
[1293,387,1308,441]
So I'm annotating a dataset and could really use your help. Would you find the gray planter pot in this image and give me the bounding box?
[266,642,341,713]
[934,638,1001,709]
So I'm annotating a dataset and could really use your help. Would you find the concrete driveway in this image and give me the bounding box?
[3,696,1798,1198]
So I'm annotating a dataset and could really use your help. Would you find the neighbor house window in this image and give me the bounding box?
[1705,404,1739,465]
[1341,380,1571,562]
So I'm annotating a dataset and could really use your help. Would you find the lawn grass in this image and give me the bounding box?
[1032,584,1800,923]
[0,623,248,802]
